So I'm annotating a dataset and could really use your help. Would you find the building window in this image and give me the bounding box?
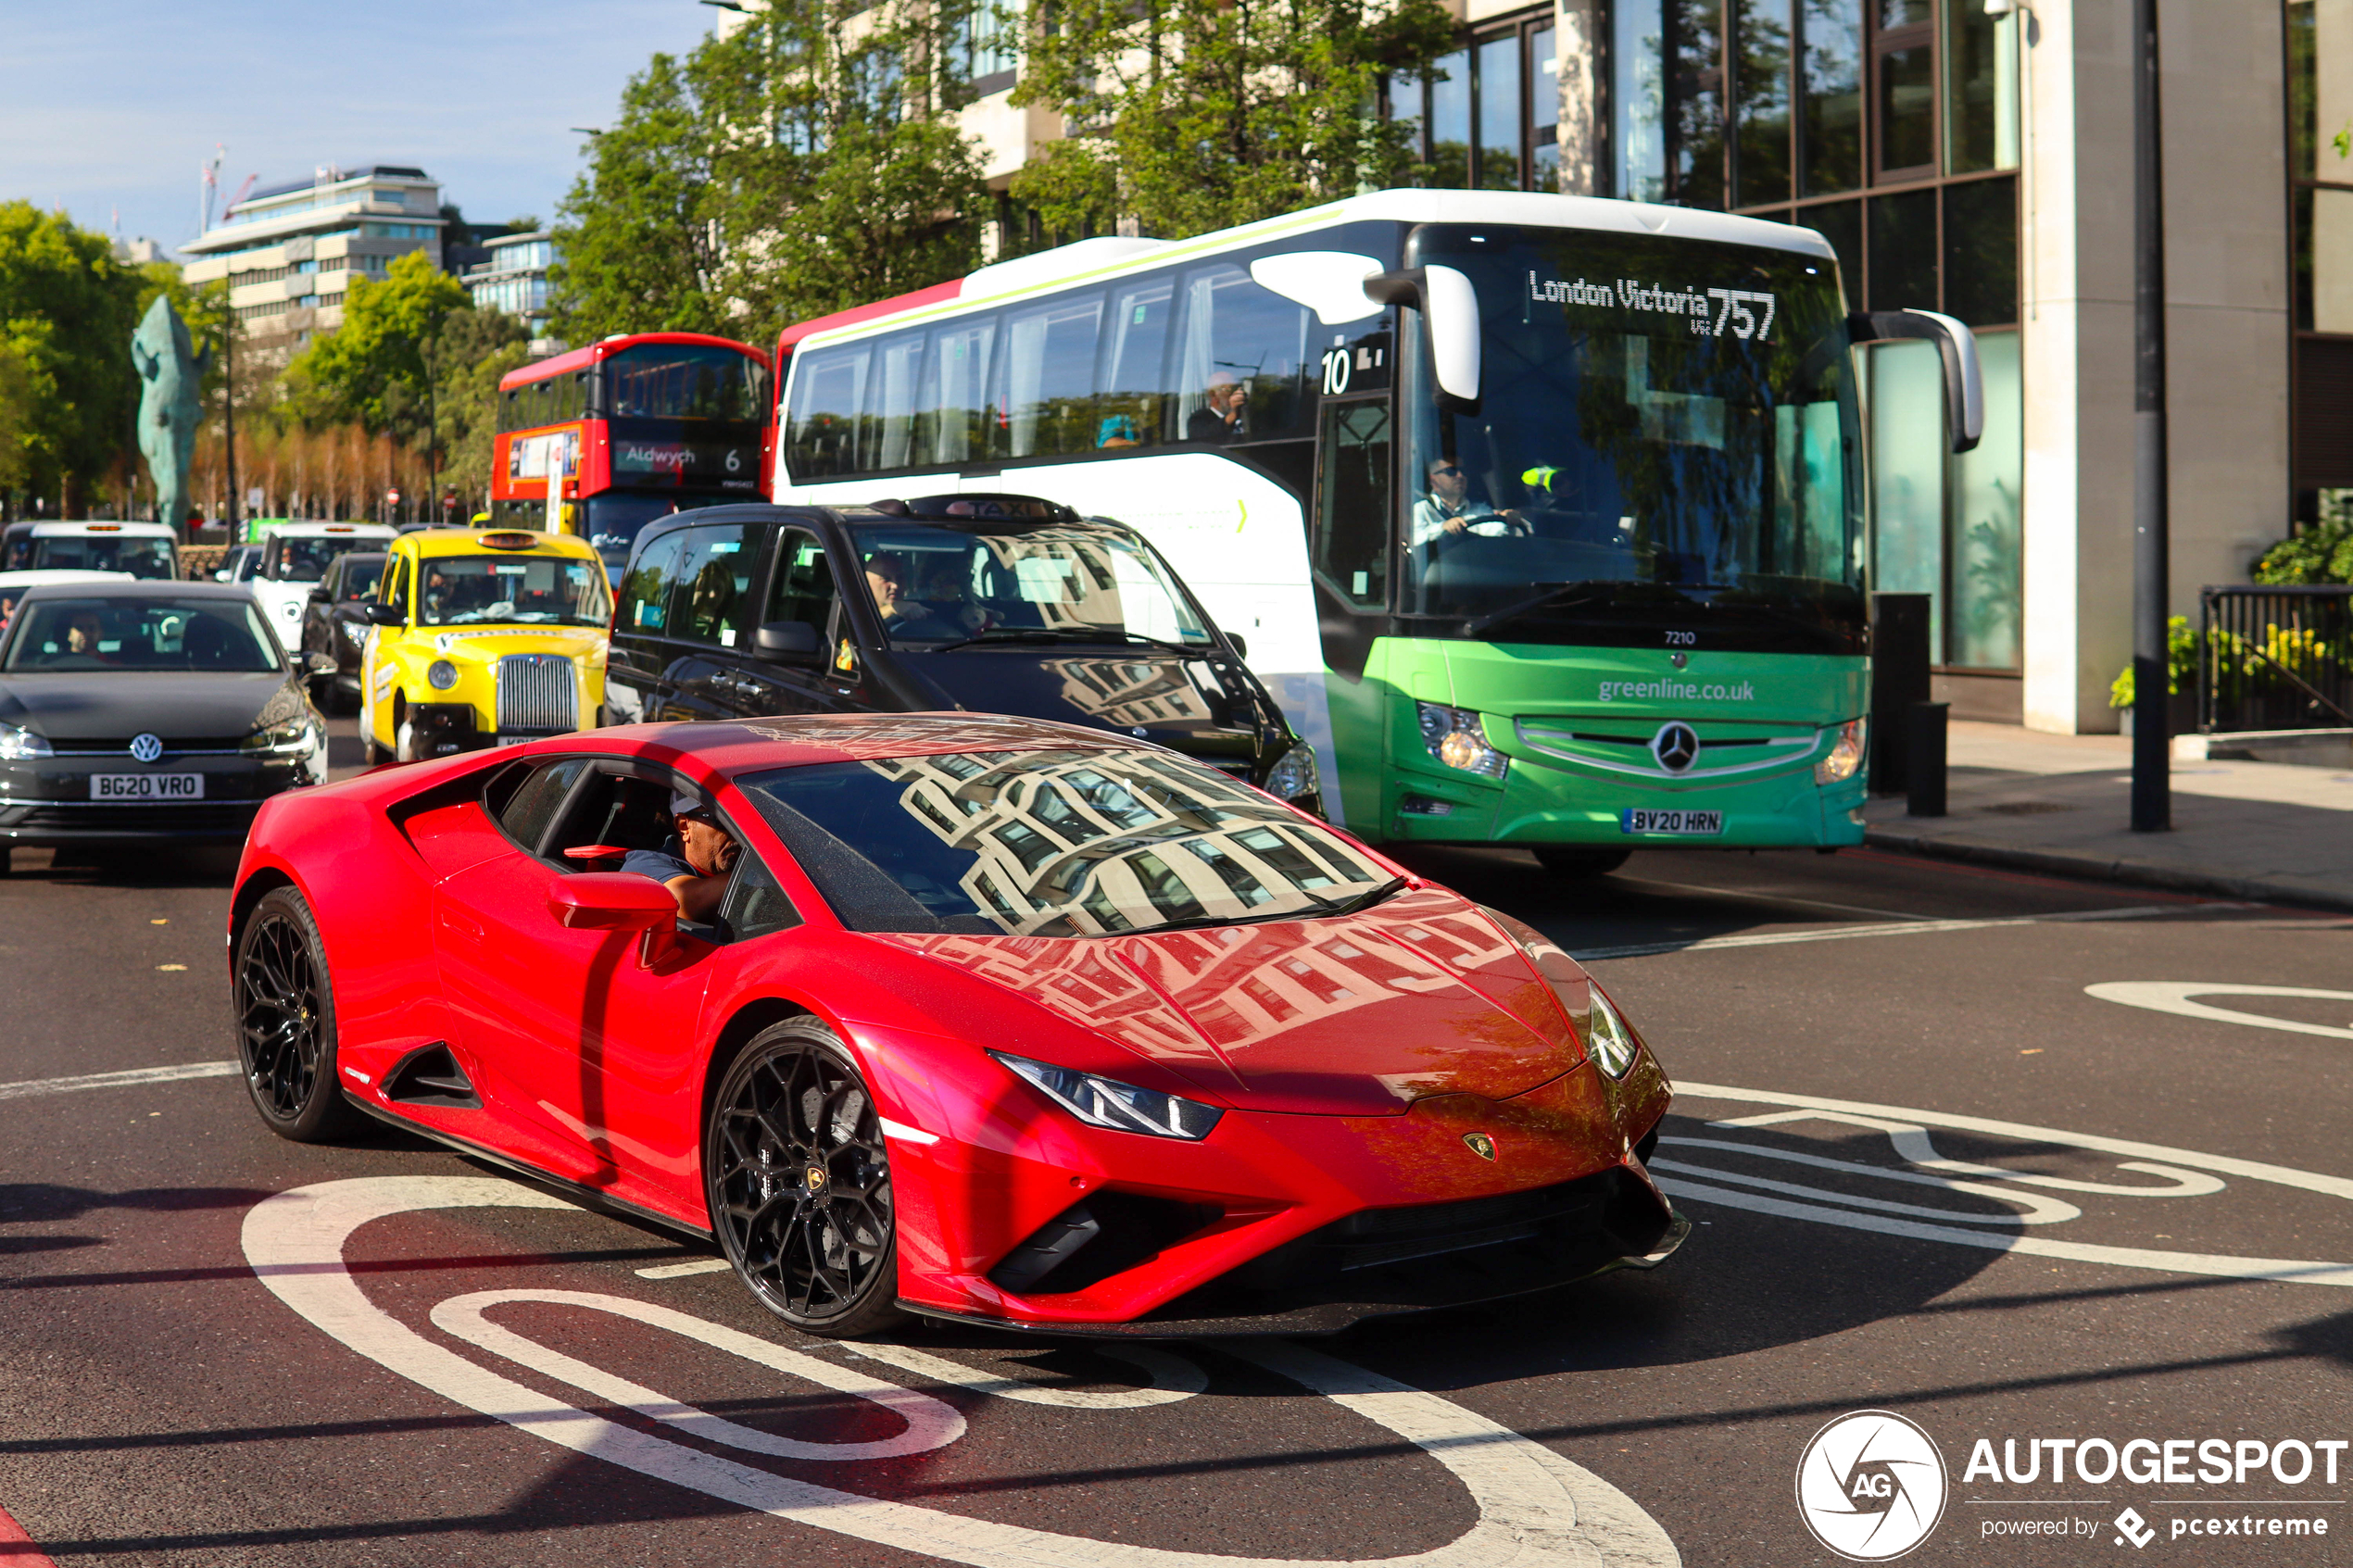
[2290,0,2353,511]
[1388,11,1565,193]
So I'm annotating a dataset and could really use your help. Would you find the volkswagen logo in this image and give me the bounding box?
[1650,721,1700,773]
[128,733,165,764]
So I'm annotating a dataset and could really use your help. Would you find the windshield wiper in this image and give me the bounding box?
[1129,876,1410,935]
[1301,875,1409,919]
[920,628,1209,656]
[1461,582,1594,638]
[917,628,1073,654]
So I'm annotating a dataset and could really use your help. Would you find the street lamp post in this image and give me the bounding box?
[2129,0,2170,832]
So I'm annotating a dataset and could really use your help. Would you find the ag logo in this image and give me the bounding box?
[1650,721,1699,773]
[1794,1410,1947,1561]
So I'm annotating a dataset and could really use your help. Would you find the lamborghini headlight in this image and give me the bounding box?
[990,1051,1224,1141]
[427,659,460,691]
[1416,701,1507,780]
[1264,740,1320,802]
[0,721,53,759]
[1814,717,1866,784]
[1582,984,1642,1079]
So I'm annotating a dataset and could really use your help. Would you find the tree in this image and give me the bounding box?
[283,251,471,438]
[552,4,990,346]
[429,307,532,510]
[0,202,150,513]
[1009,0,1457,241]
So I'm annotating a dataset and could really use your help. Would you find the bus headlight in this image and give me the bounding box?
[427,659,460,691]
[1813,717,1867,784]
[1417,702,1507,780]
[1264,741,1320,802]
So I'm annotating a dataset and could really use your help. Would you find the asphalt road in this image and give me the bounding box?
[3,720,2348,1567]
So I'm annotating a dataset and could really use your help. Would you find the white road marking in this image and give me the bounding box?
[0,1060,239,1101]
[1604,874,1942,923]
[1650,1145,2083,1225]
[1574,903,2205,961]
[844,1340,1207,1409]
[431,1289,966,1461]
[1704,1110,2225,1196]
[635,1258,735,1279]
[244,1174,1681,1568]
[1667,1084,2353,1288]
[2083,982,2353,1041]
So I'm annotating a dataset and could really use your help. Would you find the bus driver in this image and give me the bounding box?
[1410,458,1525,548]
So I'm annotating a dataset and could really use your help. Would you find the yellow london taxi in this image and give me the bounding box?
[359,529,610,763]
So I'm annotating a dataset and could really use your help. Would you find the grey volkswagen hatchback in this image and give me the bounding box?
[605,494,1322,813]
[0,581,329,857]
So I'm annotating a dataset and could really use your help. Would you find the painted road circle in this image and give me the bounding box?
[1793,1411,1946,1562]
[1662,1083,2353,1289]
[242,1174,1681,1568]
[2083,982,2353,1041]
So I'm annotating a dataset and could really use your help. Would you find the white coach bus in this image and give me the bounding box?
[767,189,1978,865]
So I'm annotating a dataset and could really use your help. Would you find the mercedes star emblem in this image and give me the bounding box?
[128,733,165,764]
[1650,721,1700,773]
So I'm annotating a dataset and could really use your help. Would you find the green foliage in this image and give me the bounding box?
[430,310,532,503]
[284,251,472,437]
[0,345,31,494]
[2251,517,2353,585]
[1010,0,1459,241]
[552,6,989,345]
[2108,615,2198,709]
[0,201,152,509]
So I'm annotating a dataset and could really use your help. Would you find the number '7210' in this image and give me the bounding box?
[1703,288,1776,341]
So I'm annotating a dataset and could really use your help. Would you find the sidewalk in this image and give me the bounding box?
[1862,721,2353,911]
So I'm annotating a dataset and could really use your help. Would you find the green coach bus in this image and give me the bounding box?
[770,189,1981,875]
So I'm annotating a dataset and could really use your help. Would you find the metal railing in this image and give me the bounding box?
[2198,585,2353,733]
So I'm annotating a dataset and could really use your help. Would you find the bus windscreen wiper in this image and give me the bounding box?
[1462,582,1592,639]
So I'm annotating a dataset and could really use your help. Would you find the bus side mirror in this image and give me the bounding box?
[753,620,820,661]
[1851,309,1984,453]
[1363,266,1481,406]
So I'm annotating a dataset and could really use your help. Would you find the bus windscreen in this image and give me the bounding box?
[603,344,768,422]
[1397,228,1863,652]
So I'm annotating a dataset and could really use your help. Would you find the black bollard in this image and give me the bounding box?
[1907,701,1948,818]
[1869,594,1931,797]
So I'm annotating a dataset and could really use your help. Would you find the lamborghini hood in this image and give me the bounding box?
[884,888,1588,1115]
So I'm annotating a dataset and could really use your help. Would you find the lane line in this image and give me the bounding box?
[2083,983,2353,1042]
[844,1340,1208,1410]
[1574,903,2220,961]
[0,1061,239,1101]
[1655,1176,2353,1288]
[1605,874,1942,923]
[635,1258,734,1280]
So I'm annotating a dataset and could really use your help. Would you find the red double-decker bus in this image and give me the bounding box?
[491,332,772,580]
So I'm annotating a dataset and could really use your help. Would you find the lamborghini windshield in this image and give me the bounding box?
[1397,227,1863,652]
[744,747,1389,937]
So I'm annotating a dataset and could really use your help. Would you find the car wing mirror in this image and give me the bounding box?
[1849,309,1984,452]
[304,651,337,675]
[307,587,331,604]
[561,843,630,868]
[753,619,820,661]
[1224,633,1249,660]
[547,872,675,932]
[1364,265,1481,406]
[361,602,405,627]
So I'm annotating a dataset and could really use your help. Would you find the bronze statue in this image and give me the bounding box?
[131,296,208,532]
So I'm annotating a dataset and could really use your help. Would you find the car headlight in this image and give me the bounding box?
[1581,984,1642,1079]
[241,716,316,756]
[1482,905,1648,1080]
[1416,701,1507,779]
[1814,717,1866,784]
[0,721,53,759]
[1264,740,1320,802]
[989,1051,1224,1140]
[427,659,459,691]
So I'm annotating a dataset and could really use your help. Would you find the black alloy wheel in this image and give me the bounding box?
[233,886,362,1143]
[706,1021,905,1336]
[1532,847,1632,880]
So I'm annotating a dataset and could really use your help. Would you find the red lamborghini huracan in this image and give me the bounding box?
[229,715,1683,1336]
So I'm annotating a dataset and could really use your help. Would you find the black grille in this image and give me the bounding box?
[46,737,245,756]
[0,802,261,834]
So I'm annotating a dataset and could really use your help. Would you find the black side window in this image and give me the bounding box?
[618,528,686,636]
[763,530,838,635]
[1315,401,1391,609]
[497,759,590,852]
[665,524,753,647]
[720,851,802,940]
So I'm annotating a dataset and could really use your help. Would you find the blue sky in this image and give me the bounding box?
[1,1,716,257]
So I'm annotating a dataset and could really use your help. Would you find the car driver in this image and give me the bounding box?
[623,792,740,922]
